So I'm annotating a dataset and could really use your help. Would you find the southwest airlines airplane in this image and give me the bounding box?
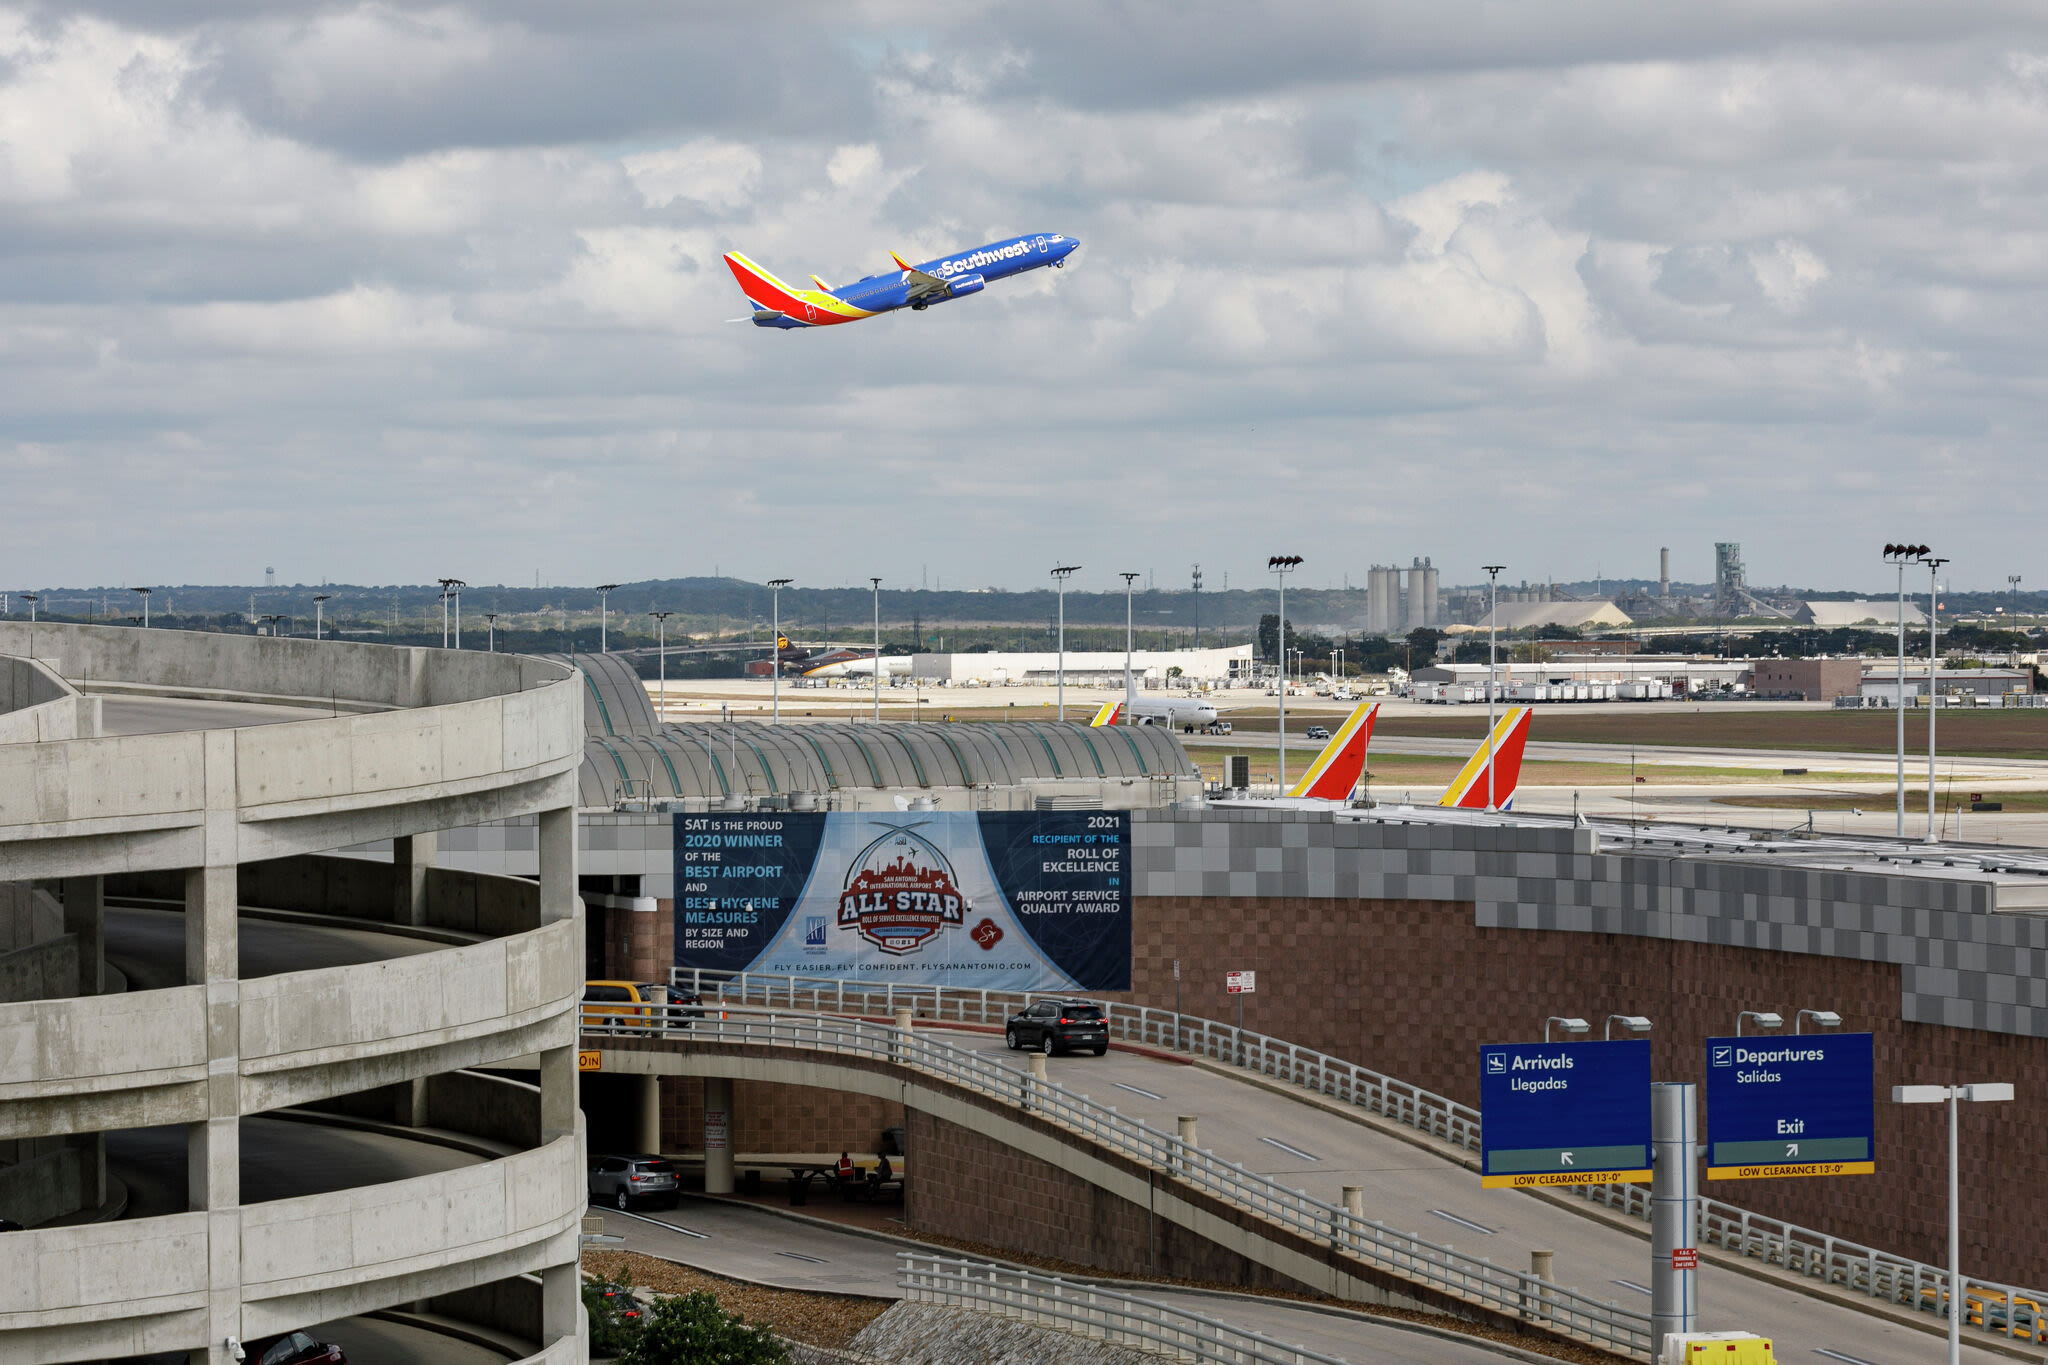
[724,233,1079,329]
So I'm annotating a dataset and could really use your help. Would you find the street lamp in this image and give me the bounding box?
[1545,1016,1590,1043]
[767,578,792,724]
[649,611,673,722]
[1050,565,1081,721]
[1923,556,1949,843]
[1483,565,1506,811]
[258,613,285,638]
[130,586,151,627]
[1882,545,1927,838]
[1606,1014,1652,1039]
[438,578,463,648]
[596,584,619,654]
[312,593,331,641]
[483,612,498,653]
[1269,556,1302,791]
[1796,1009,1842,1034]
[1736,1011,1783,1036]
[870,577,883,724]
[20,592,36,621]
[1892,1081,2014,1365]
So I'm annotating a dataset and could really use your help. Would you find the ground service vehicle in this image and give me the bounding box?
[588,1154,680,1210]
[1005,1000,1109,1055]
[1305,725,1331,741]
[582,981,700,1031]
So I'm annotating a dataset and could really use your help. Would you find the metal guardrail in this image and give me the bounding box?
[897,1251,1357,1365]
[588,999,1649,1357]
[666,968,2048,1347]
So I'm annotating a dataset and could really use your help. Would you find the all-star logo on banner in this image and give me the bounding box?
[837,825,971,955]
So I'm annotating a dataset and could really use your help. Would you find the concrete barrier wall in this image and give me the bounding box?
[219,855,542,936]
[0,934,77,1005]
[0,1140,83,1228]
[0,1209,210,1331]
[0,655,92,744]
[0,986,207,1115]
[429,1273,542,1345]
[0,882,61,954]
[425,1069,541,1150]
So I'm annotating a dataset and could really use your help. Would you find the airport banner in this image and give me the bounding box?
[1704,1033,1875,1181]
[672,810,1130,991]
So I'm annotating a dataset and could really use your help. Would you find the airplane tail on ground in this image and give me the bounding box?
[1438,706,1532,810]
[1087,702,1123,727]
[1285,703,1378,800]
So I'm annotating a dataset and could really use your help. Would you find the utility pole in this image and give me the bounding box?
[1483,565,1506,811]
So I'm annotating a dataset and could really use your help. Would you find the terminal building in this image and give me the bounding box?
[902,644,1251,687]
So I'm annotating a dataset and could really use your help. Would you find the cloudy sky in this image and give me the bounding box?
[3,2,2044,597]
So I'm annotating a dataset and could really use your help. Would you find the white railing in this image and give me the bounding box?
[664,968,2048,1347]
[897,1251,1356,1364]
[584,1001,1649,1357]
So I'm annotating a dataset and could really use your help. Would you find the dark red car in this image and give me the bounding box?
[244,1330,345,1364]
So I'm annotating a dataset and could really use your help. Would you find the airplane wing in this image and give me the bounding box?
[901,267,951,302]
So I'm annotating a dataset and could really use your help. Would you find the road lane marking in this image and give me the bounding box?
[1257,1136,1320,1162]
[1814,1351,1880,1365]
[775,1250,828,1264]
[1611,1279,1652,1296]
[1427,1209,1496,1235]
[600,1205,709,1238]
[1113,1082,1164,1100]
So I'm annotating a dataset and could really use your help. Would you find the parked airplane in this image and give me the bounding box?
[799,652,911,680]
[1286,703,1378,800]
[1437,707,1532,810]
[1087,695,1220,733]
[725,234,1080,329]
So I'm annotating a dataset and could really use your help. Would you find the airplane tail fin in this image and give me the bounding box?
[1438,707,1531,810]
[1088,702,1123,728]
[724,252,804,313]
[1286,703,1378,800]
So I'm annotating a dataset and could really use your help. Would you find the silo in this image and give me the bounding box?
[1659,547,1670,602]
[1368,566,1397,636]
[1404,558,1427,633]
[1423,558,1440,626]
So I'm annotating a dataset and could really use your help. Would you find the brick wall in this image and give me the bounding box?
[904,1109,1305,1289]
[1115,895,2048,1286]
[660,1077,903,1158]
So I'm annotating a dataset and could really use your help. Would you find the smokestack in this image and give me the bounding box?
[1659,547,1670,601]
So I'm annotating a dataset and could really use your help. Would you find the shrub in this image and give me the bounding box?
[619,1290,789,1365]
[583,1273,646,1356]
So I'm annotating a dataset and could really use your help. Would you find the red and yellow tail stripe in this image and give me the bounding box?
[723,252,876,326]
[1438,707,1532,810]
[1087,702,1123,727]
[1286,703,1378,800]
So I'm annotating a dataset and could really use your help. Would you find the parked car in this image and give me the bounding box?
[244,1330,345,1365]
[588,1153,680,1210]
[1004,1000,1109,1056]
[1305,725,1331,741]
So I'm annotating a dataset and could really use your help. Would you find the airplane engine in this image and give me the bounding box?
[946,273,986,298]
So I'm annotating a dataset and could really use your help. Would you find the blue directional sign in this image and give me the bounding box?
[1478,1041,1652,1189]
[1705,1033,1874,1181]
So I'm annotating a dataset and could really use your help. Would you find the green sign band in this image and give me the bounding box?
[1710,1137,1869,1166]
[1485,1144,1648,1176]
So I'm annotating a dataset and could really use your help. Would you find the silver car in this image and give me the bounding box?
[588,1153,679,1210]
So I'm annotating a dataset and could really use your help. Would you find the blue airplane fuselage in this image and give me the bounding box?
[724,233,1079,328]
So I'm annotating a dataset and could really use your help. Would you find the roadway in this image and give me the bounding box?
[95,694,325,736]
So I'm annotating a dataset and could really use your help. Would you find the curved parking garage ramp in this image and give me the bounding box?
[0,623,589,1365]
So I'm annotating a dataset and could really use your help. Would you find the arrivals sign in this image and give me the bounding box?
[673,811,1131,991]
[1478,1041,1653,1189]
[1704,1033,1874,1181]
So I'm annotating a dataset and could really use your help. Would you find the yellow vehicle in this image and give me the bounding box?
[582,980,693,1031]
[1920,1285,2046,1340]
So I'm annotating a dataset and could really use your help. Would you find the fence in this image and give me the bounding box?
[897,1251,1358,1364]
[664,968,2048,1346]
[587,998,1649,1357]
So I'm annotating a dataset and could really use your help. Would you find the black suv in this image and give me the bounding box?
[1005,1000,1109,1056]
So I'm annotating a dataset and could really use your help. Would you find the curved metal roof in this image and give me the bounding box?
[577,718,1195,807]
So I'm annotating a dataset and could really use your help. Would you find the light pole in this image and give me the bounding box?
[1544,1015,1590,1043]
[2010,574,2022,611]
[312,593,331,641]
[1795,1009,1842,1034]
[1483,565,1506,811]
[1050,565,1080,721]
[130,586,151,627]
[484,612,498,653]
[258,613,285,638]
[768,578,792,724]
[1120,572,1139,703]
[1269,556,1302,793]
[438,578,462,647]
[870,577,883,723]
[1605,1013,1651,1040]
[1924,556,1949,843]
[1735,1010,1783,1036]
[1883,545,1926,838]
[20,593,36,622]
[649,611,673,722]
[596,584,619,654]
[1893,1081,2014,1365]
